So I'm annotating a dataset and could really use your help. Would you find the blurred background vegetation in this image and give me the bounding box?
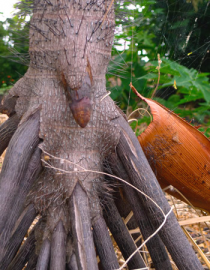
[109,0,210,136]
[0,12,29,93]
[0,0,210,134]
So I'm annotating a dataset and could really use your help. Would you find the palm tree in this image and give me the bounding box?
[0,0,203,269]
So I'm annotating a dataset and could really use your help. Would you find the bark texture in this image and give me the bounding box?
[25,252,38,270]
[108,153,173,270]
[0,110,40,232]
[8,0,121,232]
[0,114,20,156]
[7,228,36,270]
[0,148,41,251]
[70,184,98,270]
[50,220,66,270]
[92,215,120,270]
[36,238,51,270]
[103,198,147,270]
[67,254,79,270]
[115,115,203,270]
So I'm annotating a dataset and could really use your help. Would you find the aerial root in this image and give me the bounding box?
[36,238,51,270]
[0,114,20,156]
[50,220,67,270]
[7,219,40,270]
[0,204,37,270]
[67,253,78,270]
[0,93,17,117]
[0,110,204,269]
[69,183,98,270]
[24,250,38,270]
[92,214,119,269]
[114,115,204,270]
[108,153,172,270]
[0,146,42,251]
[103,197,146,270]
[0,110,41,232]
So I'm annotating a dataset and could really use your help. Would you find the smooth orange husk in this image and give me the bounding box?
[137,94,210,212]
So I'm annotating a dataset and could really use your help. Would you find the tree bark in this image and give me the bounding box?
[0,147,42,249]
[7,228,36,270]
[0,204,36,270]
[0,114,20,156]
[92,215,120,270]
[67,254,79,270]
[115,115,203,270]
[0,110,40,232]
[25,251,38,270]
[103,198,146,270]
[108,153,173,270]
[50,220,66,270]
[70,184,98,270]
[36,238,51,270]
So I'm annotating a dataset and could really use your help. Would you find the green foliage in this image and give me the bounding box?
[0,11,29,91]
[108,0,210,135]
[139,58,210,105]
[130,115,151,136]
